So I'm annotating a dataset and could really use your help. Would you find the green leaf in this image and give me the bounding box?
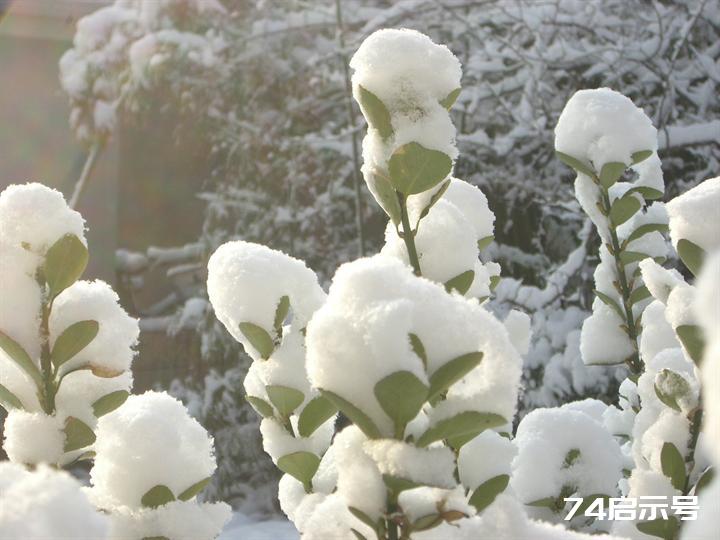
[245,396,275,418]
[143,537,171,540]
[676,325,705,365]
[277,451,320,489]
[266,385,305,417]
[477,235,494,251]
[628,186,664,200]
[694,467,714,495]
[610,194,641,227]
[64,416,96,452]
[374,371,428,436]
[626,223,669,245]
[636,516,679,540]
[620,250,649,264]
[629,285,651,305]
[368,168,402,225]
[654,369,691,412]
[92,390,129,417]
[563,448,581,468]
[44,234,88,297]
[357,85,393,139]
[444,270,475,295]
[382,474,420,495]
[489,275,501,291]
[631,150,654,164]
[239,322,275,359]
[0,383,24,411]
[348,506,377,532]
[273,296,290,335]
[599,162,626,189]
[320,389,381,439]
[526,497,557,508]
[428,352,483,402]
[677,239,705,276]
[51,320,99,368]
[0,330,43,388]
[178,477,211,501]
[439,87,461,110]
[416,411,505,448]
[469,474,509,513]
[350,529,368,540]
[388,142,453,195]
[141,485,176,509]
[417,179,450,223]
[555,151,595,178]
[575,494,610,516]
[409,333,427,369]
[594,290,625,319]
[298,396,337,437]
[661,442,686,491]
[412,514,442,532]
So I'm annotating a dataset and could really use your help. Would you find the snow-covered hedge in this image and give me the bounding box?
[0,184,230,539]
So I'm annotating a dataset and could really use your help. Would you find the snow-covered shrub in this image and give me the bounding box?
[0,461,109,539]
[0,182,228,539]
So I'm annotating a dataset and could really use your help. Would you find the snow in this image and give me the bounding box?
[666,176,720,253]
[363,439,456,488]
[259,416,333,464]
[665,283,697,330]
[50,280,139,376]
[574,174,609,240]
[579,302,634,366]
[398,485,473,523]
[638,300,679,361]
[503,310,531,355]
[91,391,218,509]
[512,407,623,507]
[441,178,495,241]
[218,512,297,540]
[555,88,657,170]
[0,462,109,539]
[458,429,516,490]
[207,241,326,358]
[639,259,684,304]
[2,411,65,465]
[0,182,86,257]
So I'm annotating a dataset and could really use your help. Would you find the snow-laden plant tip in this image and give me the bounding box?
[1,27,718,540]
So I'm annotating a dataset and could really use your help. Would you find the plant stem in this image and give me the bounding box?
[398,193,421,276]
[599,186,644,375]
[387,518,398,540]
[69,138,105,210]
[39,298,55,414]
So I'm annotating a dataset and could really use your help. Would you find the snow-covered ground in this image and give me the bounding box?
[218,513,297,540]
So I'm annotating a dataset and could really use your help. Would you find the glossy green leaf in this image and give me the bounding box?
[439,87,461,110]
[489,275,501,291]
[636,516,679,540]
[594,290,625,319]
[628,186,664,200]
[575,494,610,516]
[298,395,337,437]
[428,352,483,402]
[266,385,304,417]
[44,234,88,297]
[469,474,509,513]
[599,162,626,189]
[661,442,686,491]
[245,396,274,418]
[409,333,427,369]
[444,270,475,295]
[610,194,641,227]
[277,451,320,490]
[239,322,274,359]
[477,235,494,251]
[526,497,557,508]
[563,448,581,468]
[626,223,669,245]
[0,330,43,388]
[417,179,450,223]
[629,285,651,305]
[694,467,714,495]
[388,142,453,195]
[0,383,23,411]
[51,320,98,368]
[320,389,381,439]
[654,369,691,412]
[676,325,705,365]
[357,85,393,139]
[92,390,129,417]
[631,150,654,164]
[141,485,175,509]
[348,506,377,532]
[382,474,420,495]
[273,296,290,335]
[555,151,595,178]
[677,239,705,276]
[64,416,96,452]
[412,514,442,532]
[620,250,649,264]
[178,477,211,501]
[368,168,402,225]
[350,529,367,540]
[374,371,428,435]
[416,411,505,448]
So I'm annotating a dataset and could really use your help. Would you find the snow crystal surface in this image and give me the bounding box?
[0,462,109,539]
[666,177,720,252]
[441,178,495,241]
[580,301,634,365]
[2,411,65,465]
[91,391,217,508]
[398,485,473,523]
[458,430,516,490]
[363,439,456,488]
[555,88,657,169]
[50,280,139,375]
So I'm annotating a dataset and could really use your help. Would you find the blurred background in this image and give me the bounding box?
[0,0,718,517]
